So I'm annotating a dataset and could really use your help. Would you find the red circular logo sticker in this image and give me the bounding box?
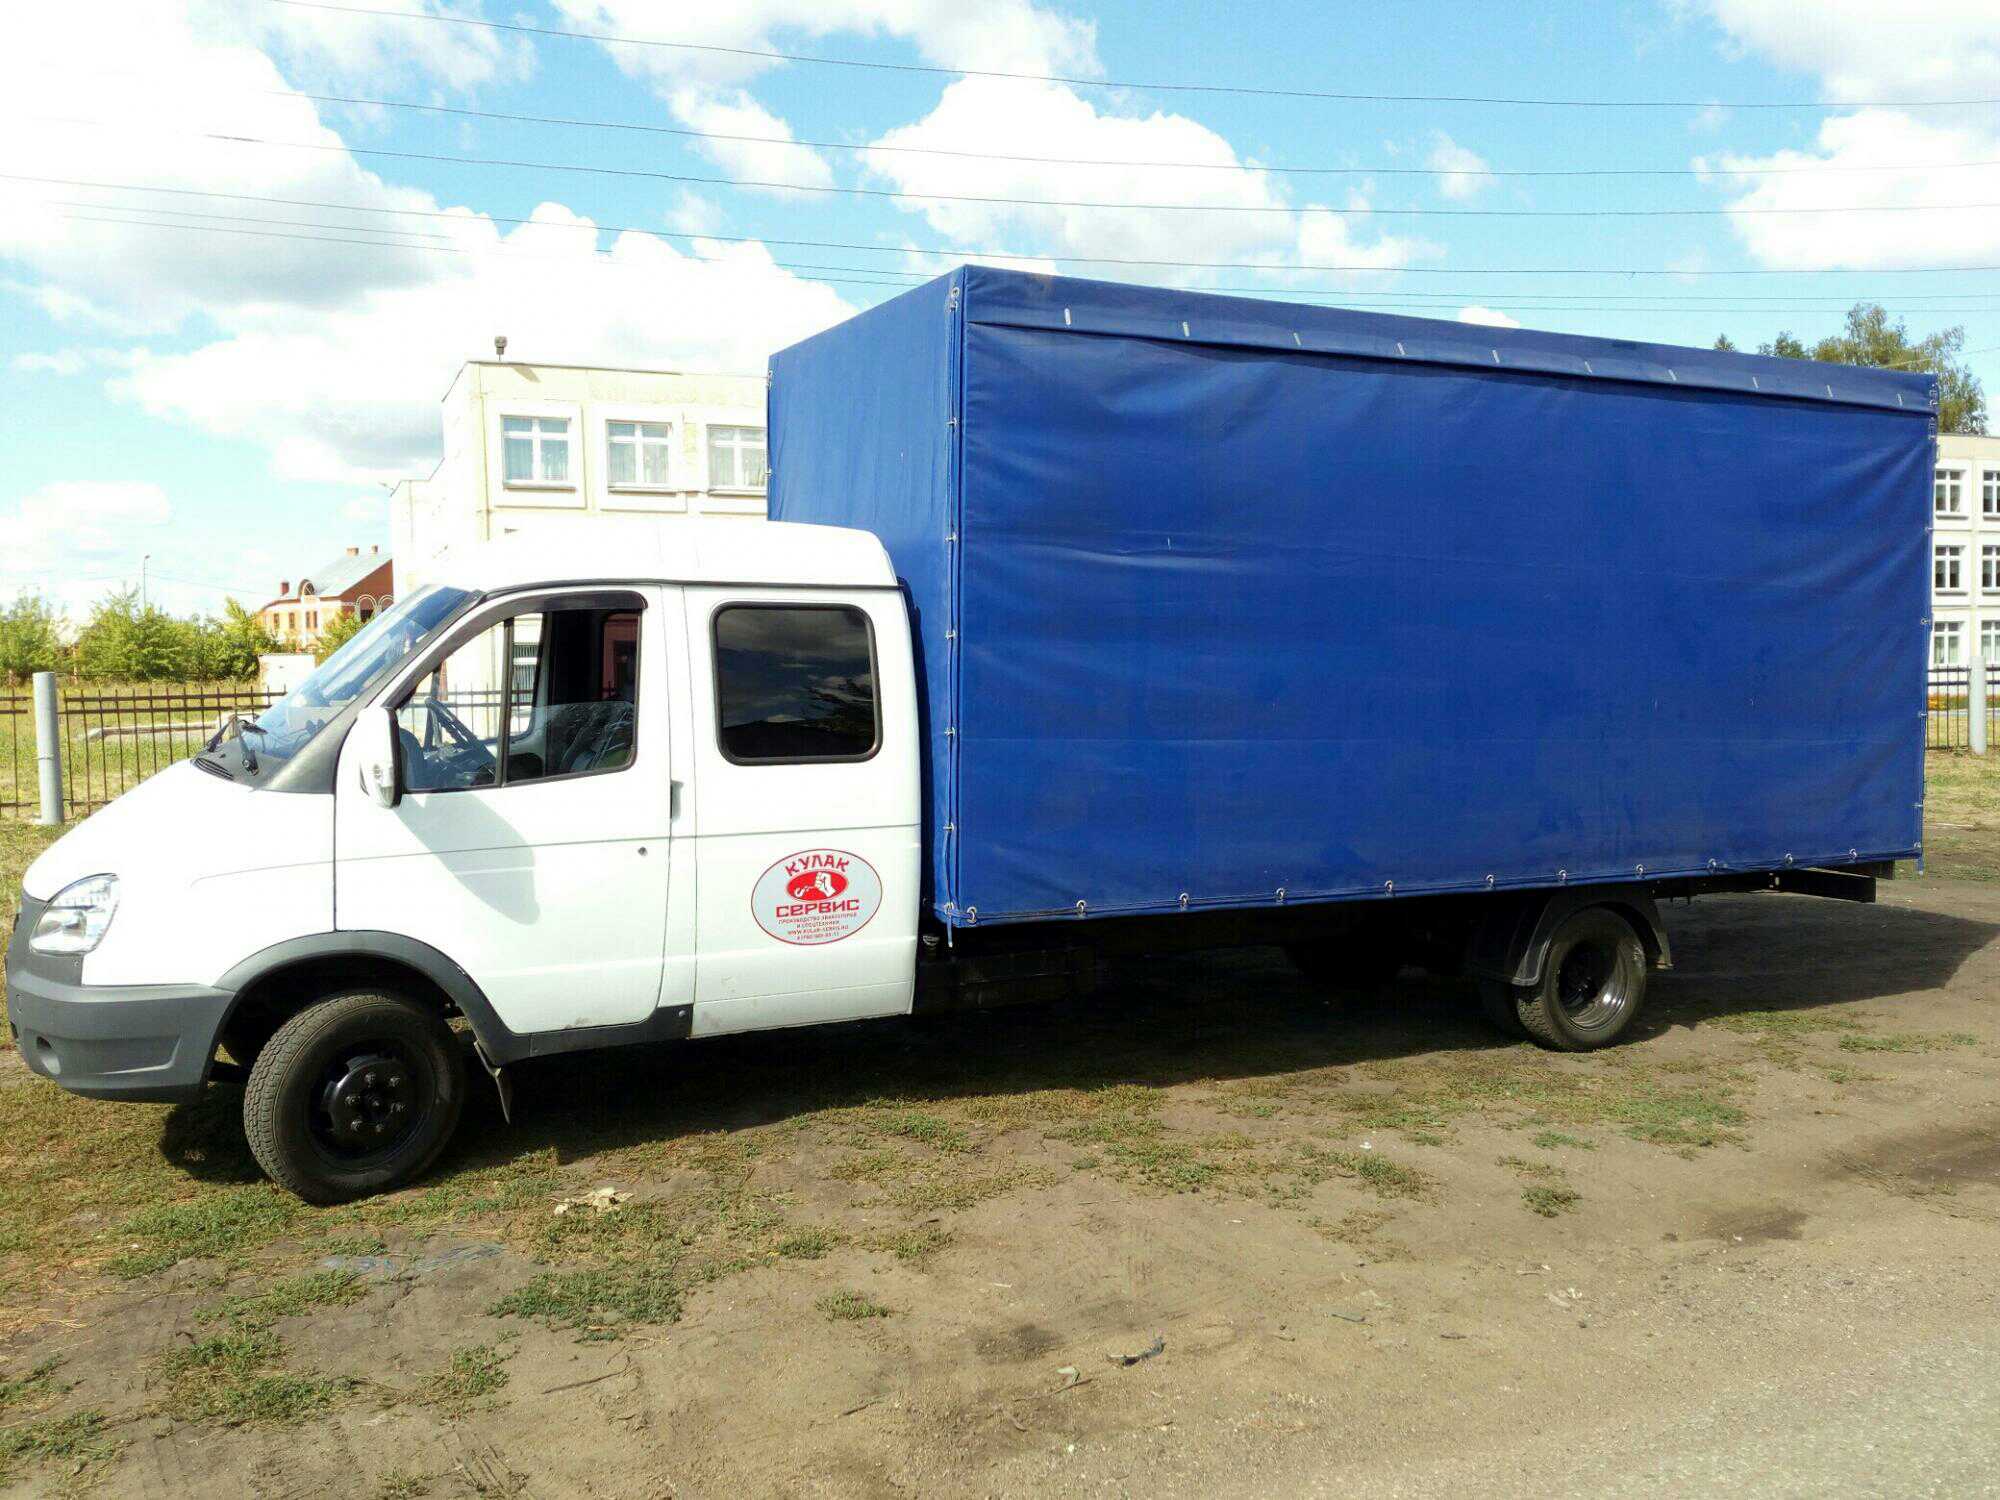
[754,850,882,945]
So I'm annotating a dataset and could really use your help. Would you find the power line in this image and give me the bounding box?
[156,125,2000,219]
[271,87,2000,181]
[44,211,2000,318]
[266,0,2000,112]
[48,198,2000,308]
[16,172,2000,281]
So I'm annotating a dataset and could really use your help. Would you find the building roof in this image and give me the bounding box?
[292,549,392,600]
[436,518,894,595]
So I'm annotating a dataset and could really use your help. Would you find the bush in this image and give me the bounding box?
[0,594,63,683]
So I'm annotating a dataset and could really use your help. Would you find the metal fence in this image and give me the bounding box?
[1,683,279,821]
[1928,664,1973,750]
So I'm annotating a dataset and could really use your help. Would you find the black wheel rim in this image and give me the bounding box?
[307,1040,434,1167]
[1555,938,1633,1032]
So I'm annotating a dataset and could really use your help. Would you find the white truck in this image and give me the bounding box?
[7,271,1924,1203]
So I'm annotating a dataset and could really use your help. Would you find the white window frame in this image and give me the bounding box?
[1982,619,2000,663]
[703,420,769,502]
[1984,468,2000,518]
[1933,619,1963,666]
[1936,542,1964,593]
[1935,466,1965,516]
[1983,545,2000,593]
[488,399,583,509]
[593,404,688,514]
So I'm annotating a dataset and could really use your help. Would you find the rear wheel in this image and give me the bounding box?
[1513,907,1648,1051]
[243,991,465,1204]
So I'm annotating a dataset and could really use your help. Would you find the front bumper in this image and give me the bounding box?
[6,895,232,1103]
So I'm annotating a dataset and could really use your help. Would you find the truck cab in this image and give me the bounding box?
[7,520,921,1201]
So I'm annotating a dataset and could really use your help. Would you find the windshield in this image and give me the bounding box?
[212,585,475,777]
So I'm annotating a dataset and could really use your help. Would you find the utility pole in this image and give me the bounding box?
[141,554,150,612]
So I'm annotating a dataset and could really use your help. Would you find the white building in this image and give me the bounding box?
[1931,432,2000,666]
[392,359,769,594]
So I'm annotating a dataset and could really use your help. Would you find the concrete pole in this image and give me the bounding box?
[31,670,63,825]
[1974,656,1990,757]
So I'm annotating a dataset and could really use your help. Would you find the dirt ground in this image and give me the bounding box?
[2,839,1997,1496]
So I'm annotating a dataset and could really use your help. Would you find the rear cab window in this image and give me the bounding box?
[711,604,879,764]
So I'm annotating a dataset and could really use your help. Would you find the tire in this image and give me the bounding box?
[1475,979,1530,1039]
[244,991,465,1204]
[1513,907,1648,1052]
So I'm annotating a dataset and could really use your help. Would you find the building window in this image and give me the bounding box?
[1984,547,2000,592]
[1934,620,1963,665]
[307,611,318,629]
[1936,467,1965,515]
[502,415,572,485]
[608,420,673,488]
[707,425,768,492]
[712,604,878,763]
[1983,620,2000,662]
[1936,544,1964,592]
[1985,469,2000,517]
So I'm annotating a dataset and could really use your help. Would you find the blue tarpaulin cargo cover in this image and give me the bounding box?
[770,267,1932,928]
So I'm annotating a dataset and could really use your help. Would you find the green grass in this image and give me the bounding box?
[775,1227,840,1260]
[196,1271,365,1330]
[155,1329,356,1426]
[1530,1130,1596,1151]
[817,1290,892,1322]
[1522,1184,1582,1217]
[0,1409,120,1483]
[1838,1031,1977,1054]
[413,1344,512,1413]
[490,1262,703,1341]
[0,1360,64,1412]
[107,1186,301,1279]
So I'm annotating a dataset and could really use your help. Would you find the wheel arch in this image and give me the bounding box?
[214,931,513,1063]
[1464,884,1670,988]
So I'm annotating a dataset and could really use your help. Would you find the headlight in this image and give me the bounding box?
[30,874,120,956]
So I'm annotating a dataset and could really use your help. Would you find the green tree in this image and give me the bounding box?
[1720,304,1986,434]
[0,593,65,684]
[74,588,187,682]
[313,608,368,662]
[211,598,280,680]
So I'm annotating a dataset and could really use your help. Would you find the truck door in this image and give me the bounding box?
[334,587,682,1036]
[682,586,920,1035]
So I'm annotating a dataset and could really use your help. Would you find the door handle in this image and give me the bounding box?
[670,778,684,819]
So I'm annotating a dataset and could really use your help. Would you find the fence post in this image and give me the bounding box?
[1975,657,1990,757]
[32,671,63,825]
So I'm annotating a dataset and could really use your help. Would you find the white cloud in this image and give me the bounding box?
[112,213,853,484]
[1697,110,2000,268]
[0,482,173,585]
[667,88,835,194]
[12,351,88,376]
[341,495,388,525]
[1456,305,1522,329]
[1,6,860,485]
[1426,133,1493,201]
[1683,0,2000,103]
[550,0,1096,194]
[216,0,536,91]
[860,80,1431,286]
[551,0,1097,89]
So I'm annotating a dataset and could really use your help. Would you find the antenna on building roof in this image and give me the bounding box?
[494,335,508,361]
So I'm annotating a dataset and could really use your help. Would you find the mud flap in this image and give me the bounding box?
[474,1040,514,1125]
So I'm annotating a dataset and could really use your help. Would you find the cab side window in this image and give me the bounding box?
[712,604,878,763]
[397,602,642,793]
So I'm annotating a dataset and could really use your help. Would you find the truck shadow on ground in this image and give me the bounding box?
[155,891,1999,1187]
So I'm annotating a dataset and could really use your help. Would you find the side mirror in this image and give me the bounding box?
[350,705,403,809]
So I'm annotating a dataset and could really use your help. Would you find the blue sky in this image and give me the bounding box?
[3,0,1997,619]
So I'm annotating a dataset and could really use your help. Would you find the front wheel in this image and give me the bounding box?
[243,991,465,1204]
[1513,906,1649,1052]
